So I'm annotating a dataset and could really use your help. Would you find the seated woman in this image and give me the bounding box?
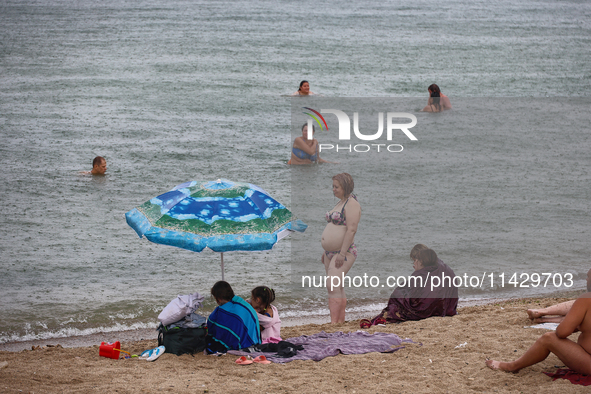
[248,286,281,344]
[422,84,452,111]
[206,281,261,353]
[486,293,591,375]
[292,80,314,96]
[363,245,458,326]
[288,123,332,165]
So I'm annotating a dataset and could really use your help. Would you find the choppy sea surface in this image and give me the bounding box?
[1,0,590,344]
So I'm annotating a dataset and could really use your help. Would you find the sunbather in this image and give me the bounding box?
[486,292,591,375]
[527,268,591,324]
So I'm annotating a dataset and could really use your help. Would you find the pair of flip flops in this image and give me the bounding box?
[359,319,372,328]
[139,345,165,362]
[235,355,271,365]
[359,317,387,328]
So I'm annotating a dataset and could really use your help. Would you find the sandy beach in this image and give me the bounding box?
[1,296,589,393]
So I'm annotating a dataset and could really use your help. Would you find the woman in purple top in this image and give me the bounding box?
[364,245,458,326]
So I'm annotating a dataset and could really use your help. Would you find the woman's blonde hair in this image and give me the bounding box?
[332,173,354,197]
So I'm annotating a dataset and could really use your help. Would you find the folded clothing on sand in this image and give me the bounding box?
[229,330,413,363]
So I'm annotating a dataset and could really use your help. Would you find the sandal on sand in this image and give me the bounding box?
[253,355,271,364]
[139,346,163,360]
[235,356,253,365]
[147,346,165,362]
[359,319,372,329]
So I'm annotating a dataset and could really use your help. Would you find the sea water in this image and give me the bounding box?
[1,0,590,344]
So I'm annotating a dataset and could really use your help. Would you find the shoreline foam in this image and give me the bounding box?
[0,292,580,353]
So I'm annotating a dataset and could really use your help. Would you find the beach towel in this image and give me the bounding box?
[229,330,413,363]
[524,323,559,331]
[206,295,261,353]
[543,369,591,386]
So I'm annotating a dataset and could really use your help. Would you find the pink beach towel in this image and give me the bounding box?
[257,305,281,343]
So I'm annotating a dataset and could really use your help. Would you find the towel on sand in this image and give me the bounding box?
[524,323,559,330]
[229,330,413,363]
[544,369,591,386]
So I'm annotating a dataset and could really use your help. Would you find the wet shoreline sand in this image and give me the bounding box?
[1,296,589,393]
[0,297,516,353]
[0,292,580,353]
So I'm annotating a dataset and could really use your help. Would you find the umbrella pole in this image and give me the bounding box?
[221,252,224,281]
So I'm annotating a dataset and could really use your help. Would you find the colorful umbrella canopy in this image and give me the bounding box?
[125,179,307,279]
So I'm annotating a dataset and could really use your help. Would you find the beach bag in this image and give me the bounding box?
[158,325,207,356]
[158,292,204,326]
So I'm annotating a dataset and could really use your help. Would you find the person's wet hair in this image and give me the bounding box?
[427,84,441,94]
[93,156,105,167]
[332,173,354,197]
[211,281,235,302]
[430,91,442,112]
[301,122,315,133]
[410,244,429,260]
[251,286,276,311]
[418,249,438,267]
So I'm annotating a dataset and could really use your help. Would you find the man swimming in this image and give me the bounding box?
[89,156,107,175]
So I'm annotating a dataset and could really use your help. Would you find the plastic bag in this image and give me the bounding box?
[158,292,204,326]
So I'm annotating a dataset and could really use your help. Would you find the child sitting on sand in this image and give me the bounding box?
[206,281,261,353]
[248,286,281,343]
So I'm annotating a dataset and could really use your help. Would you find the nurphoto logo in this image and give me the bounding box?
[302,107,418,153]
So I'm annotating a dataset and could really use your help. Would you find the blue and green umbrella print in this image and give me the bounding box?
[126,179,307,262]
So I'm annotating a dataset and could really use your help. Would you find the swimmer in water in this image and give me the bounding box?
[288,123,335,165]
[292,80,314,96]
[422,84,452,111]
[81,156,107,175]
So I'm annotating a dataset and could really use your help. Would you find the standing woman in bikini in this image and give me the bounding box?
[321,173,361,323]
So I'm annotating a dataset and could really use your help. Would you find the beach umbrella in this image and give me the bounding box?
[125,179,307,280]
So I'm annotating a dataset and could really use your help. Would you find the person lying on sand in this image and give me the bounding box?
[486,292,591,375]
[527,268,591,324]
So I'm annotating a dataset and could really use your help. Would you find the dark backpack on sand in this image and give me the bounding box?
[157,324,207,356]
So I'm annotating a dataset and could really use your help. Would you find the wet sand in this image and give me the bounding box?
[1,297,590,393]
